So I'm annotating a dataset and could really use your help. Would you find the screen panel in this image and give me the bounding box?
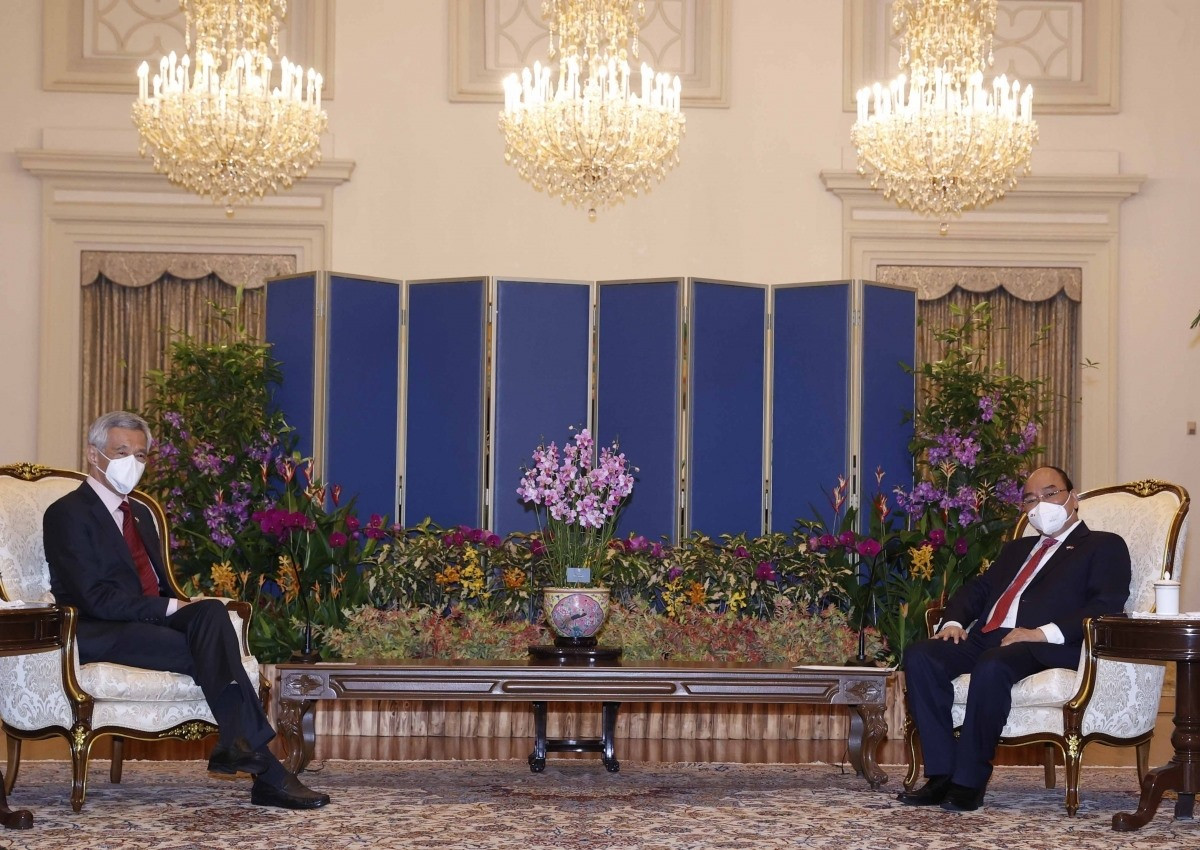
[596,279,683,542]
[492,279,592,535]
[687,279,767,537]
[859,281,917,517]
[770,283,852,533]
[325,275,402,522]
[403,278,488,529]
[265,272,318,461]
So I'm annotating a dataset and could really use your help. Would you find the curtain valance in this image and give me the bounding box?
[876,266,1082,302]
[81,251,296,289]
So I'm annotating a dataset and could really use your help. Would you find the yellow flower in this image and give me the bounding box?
[502,567,526,590]
[460,562,486,598]
[435,566,461,586]
[662,579,685,619]
[686,580,707,606]
[210,560,238,597]
[276,555,299,604]
[908,544,935,581]
[726,590,747,615]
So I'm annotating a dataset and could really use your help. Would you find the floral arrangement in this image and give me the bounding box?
[517,427,634,586]
[799,301,1050,662]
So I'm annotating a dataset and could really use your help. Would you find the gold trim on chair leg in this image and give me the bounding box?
[1063,735,1083,817]
[901,704,922,789]
[69,723,95,813]
[3,736,18,795]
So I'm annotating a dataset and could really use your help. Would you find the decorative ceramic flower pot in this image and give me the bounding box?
[542,586,610,639]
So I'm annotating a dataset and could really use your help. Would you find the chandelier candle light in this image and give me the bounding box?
[132,0,327,212]
[499,0,686,220]
[850,0,1038,232]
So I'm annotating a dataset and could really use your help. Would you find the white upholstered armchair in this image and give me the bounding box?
[0,463,260,811]
[902,479,1190,815]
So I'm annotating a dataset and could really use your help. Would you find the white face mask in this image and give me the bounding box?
[1027,498,1071,536]
[96,451,146,496]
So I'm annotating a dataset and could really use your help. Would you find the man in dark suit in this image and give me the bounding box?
[44,411,328,810]
[898,465,1131,812]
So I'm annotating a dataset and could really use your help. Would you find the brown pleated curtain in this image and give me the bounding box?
[79,251,294,436]
[874,266,1082,475]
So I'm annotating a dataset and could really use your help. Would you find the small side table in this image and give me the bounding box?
[0,603,65,830]
[1091,614,1200,831]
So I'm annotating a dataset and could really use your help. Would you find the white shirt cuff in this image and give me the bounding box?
[1039,623,1064,644]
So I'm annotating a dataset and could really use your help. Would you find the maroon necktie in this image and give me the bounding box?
[119,501,161,597]
[981,537,1057,633]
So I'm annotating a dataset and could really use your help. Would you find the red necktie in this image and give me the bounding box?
[981,537,1057,633]
[119,501,161,597]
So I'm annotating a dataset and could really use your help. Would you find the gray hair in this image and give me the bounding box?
[87,411,154,451]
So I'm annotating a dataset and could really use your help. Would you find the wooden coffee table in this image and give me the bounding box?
[0,603,64,830]
[275,658,893,786]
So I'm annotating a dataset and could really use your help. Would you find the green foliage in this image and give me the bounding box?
[324,598,883,666]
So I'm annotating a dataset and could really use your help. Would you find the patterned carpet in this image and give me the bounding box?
[1,759,1196,849]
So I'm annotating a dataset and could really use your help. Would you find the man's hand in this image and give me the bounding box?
[934,625,968,643]
[1001,627,1047,646]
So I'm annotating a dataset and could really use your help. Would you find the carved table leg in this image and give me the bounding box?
[1113,659,1200,831]
[849,704,888,789]
[601,702,620,773]
[277,698,316,775]
[0,770,32,830]
[528,702,548,773]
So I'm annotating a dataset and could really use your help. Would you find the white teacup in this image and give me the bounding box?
[1154,580,1181,616]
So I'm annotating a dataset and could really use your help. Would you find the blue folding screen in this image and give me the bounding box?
[770,283,852,532]
[266,272,402,522]
[596,279,683,541]
[687,279,767,537]
[859,282,917,506]
[265,273,318,461]
[491,279,592,535]
[402,278,487,528]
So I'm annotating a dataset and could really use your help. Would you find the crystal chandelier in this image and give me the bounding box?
[850,0,1037,232]
[499,0,686,219]
[132,0,327,212]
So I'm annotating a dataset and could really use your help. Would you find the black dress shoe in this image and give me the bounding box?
[896,775,951,806]
[940,782,987,812]
[208,738,270,776]
[251,774,330,810]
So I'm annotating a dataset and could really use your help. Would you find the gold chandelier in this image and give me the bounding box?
[850,0,1037,231]
[132,0,327,212]
[499,0,686,219]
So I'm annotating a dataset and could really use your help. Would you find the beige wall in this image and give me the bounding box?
[2,1,1197,602]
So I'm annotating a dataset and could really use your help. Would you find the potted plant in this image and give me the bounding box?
[517,427,634,646]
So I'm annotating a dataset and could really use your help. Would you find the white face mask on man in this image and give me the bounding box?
[95,451,146,496]
[1027,497,1072,536]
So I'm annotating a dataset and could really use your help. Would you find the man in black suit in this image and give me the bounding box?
[44,411,328,810]
[898,465,1131,812]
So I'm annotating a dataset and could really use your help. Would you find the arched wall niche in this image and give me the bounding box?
[821,162,1143,489]
[18,144,355,468]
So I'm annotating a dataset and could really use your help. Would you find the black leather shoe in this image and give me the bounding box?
[896,775,951,806]
[251,774,330,810]
[208,738,270,776]
[940,782,987,812]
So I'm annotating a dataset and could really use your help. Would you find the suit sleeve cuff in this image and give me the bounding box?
[939,620,964,633]
[1039,624,1065,644]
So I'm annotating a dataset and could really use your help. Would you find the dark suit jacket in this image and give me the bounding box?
[44,481,175,657]
[942,521,1131,666]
